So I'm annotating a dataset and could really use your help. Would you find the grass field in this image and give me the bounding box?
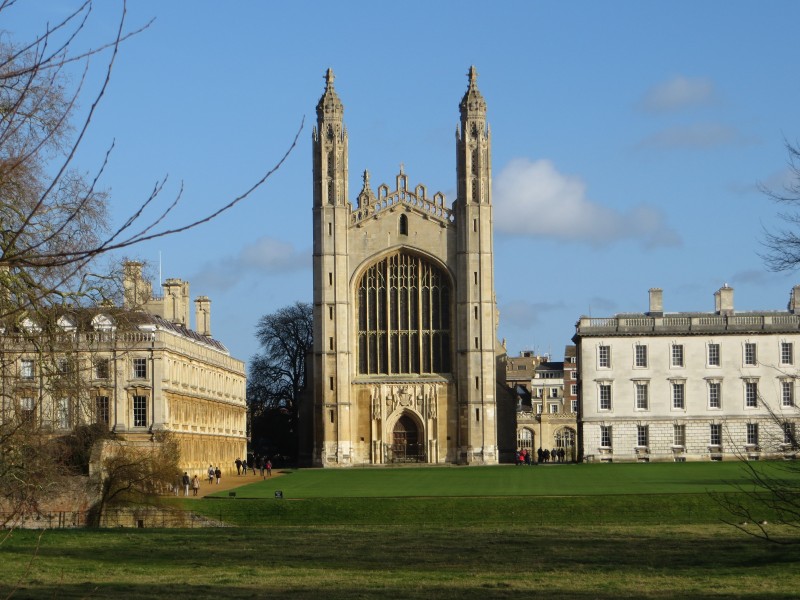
[2,462,800,599]
[207,461,800,498]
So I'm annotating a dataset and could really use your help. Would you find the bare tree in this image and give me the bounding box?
[87,430,181,527]
[760,141,800,272]
[0,0,300,522]
[248,302,312,460]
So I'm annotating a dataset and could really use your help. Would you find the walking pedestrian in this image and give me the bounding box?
[266,459,272,477]
[215,465,222,484]
[192,475,200,496]
[182,472,190,497]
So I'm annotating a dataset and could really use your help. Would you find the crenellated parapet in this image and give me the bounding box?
[350,168,453,227]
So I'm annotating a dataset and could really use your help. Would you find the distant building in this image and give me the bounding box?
[515,346,578,461]
[505,350,548,394]
[0,262,246,474]
[574,286,800,462]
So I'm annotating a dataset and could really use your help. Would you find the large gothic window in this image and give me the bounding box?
[357,252,451,375]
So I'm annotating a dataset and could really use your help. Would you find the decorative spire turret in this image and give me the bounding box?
[357,169,376,208]
[316,68,344,122]
[459,66,487,117]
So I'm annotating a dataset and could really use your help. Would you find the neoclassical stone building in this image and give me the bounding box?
[574,286,800,462]
[304,68,500,466]
[0,262,246,475]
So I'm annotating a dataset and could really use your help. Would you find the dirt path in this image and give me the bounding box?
[182,470,284,499]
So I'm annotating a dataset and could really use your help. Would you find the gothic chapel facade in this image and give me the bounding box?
[305,68,500,466]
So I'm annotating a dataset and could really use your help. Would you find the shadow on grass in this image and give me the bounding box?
[3,525,800,598]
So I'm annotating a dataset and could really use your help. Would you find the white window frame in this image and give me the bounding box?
[671,344,684,368]
[636,425,649,448]
[781,341,794,366]
[707,343,720,367]
[671,381,685,410]
[708,380,722,409]
[598,345,611,369]
[746,423,759,446]
[133,394,148,427]
[570,399,578,413]
[782,380,795,408]
[600,425,612,448]
[132,358,148,379]
[673,424,686,447]
[20,359,34,380]
[744,380,759,408]
[599,383,612,411]
[744,342,757,367]
[710,423,722,446]
[634,382,649,411]
[634,344,648,368]
[95,395,110,426]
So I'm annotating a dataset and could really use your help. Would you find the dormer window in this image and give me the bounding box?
[21,317,40,333]
[57,315,77,331]
[92,313,116,332]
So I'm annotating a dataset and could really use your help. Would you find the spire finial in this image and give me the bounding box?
[460,65,486,116]
[362,169,370,187]
[317,68,343,120]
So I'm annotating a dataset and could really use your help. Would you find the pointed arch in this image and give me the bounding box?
[399,213,408,236]
[517,427,534,453]
[389,410,425,463]
[355,250,452,375]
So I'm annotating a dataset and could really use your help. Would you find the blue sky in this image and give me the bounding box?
[8,1,800,363]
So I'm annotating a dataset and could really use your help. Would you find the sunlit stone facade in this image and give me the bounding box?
[574,286,800,462]
[304,68,500,466]
[0,263,246,475]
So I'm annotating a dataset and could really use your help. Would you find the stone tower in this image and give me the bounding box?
[308,68,498,466]
[455,67,498,463]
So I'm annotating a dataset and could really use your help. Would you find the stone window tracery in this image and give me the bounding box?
[357,252,451,375]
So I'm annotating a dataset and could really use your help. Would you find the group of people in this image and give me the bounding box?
[172,459,274,497]
[234,456,272,479]
[515,447,569,465]
[538,447,567,463]
[177,472,201,496]
[207,464,223,484]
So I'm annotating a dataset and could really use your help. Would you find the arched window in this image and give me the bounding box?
[357,252,451,375]
[517,428,534,452]
[399,214,408,236]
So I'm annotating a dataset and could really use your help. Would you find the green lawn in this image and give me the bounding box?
[209,461,800,498]
[1,462,799,599]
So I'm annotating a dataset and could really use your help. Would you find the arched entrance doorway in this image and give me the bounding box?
[390,414,424,463]
[555,427,577,462]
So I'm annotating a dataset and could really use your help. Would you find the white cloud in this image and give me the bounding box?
[191,236,310,290]
[639,75,716,113]
[493,158,680,248]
